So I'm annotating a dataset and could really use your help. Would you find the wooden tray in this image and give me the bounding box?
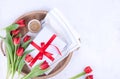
[0,10,73,79]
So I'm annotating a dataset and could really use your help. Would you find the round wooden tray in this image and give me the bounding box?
[0,10,73,79]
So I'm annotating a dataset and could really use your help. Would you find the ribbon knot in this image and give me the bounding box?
[29,34,61,67]
[41,42,45,47]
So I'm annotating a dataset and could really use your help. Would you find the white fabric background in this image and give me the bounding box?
[0,0,120,79]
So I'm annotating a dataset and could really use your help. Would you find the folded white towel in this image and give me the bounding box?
[42,8,81,74]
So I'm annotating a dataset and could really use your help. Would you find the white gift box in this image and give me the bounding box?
[25,26,67,68]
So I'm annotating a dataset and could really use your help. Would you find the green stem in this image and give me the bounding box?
[11,64,16,79]
[70,72,86,79]
[5,46,12,78]
[14,45,17,62]
[6,69,10,79]
[11,70,14,79]
[11,45,18,79]
[6,49,11,79]
[15,56,20,72]
[17,57,22,76]
[22,72,32,79]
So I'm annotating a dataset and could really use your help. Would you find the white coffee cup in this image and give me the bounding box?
[28,19,42,33]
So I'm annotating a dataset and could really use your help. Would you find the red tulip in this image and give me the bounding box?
[13,37,20,45]
[40,61,49,70]
[11,29,20,36]
[16,19,25,27]
[86,75,93,79]
[84,66,92,74]
[23,35,31,42]
[16,47,24,56]
[16,19,24,24]
[25,54,33,63]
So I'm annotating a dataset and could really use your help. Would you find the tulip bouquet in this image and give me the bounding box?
[0,20,49,79]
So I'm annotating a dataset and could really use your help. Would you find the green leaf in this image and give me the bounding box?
[17,59,25,75]
[4,39,14,65]
[30,64,40,72]
[5,43,11,73]
[23,49,34,56]
[5,30,15,75]
[28,69,47,78]
[4,38,15,77]
[17,49,34,75]
[22,64,48,79]
[6,30,14,52]
[5,24,19,32]
[22,39,32,49]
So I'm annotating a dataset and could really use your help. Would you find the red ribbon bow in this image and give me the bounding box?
[29,34,61,67]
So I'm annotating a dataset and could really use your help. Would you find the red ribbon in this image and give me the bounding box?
[29,34,61,67]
